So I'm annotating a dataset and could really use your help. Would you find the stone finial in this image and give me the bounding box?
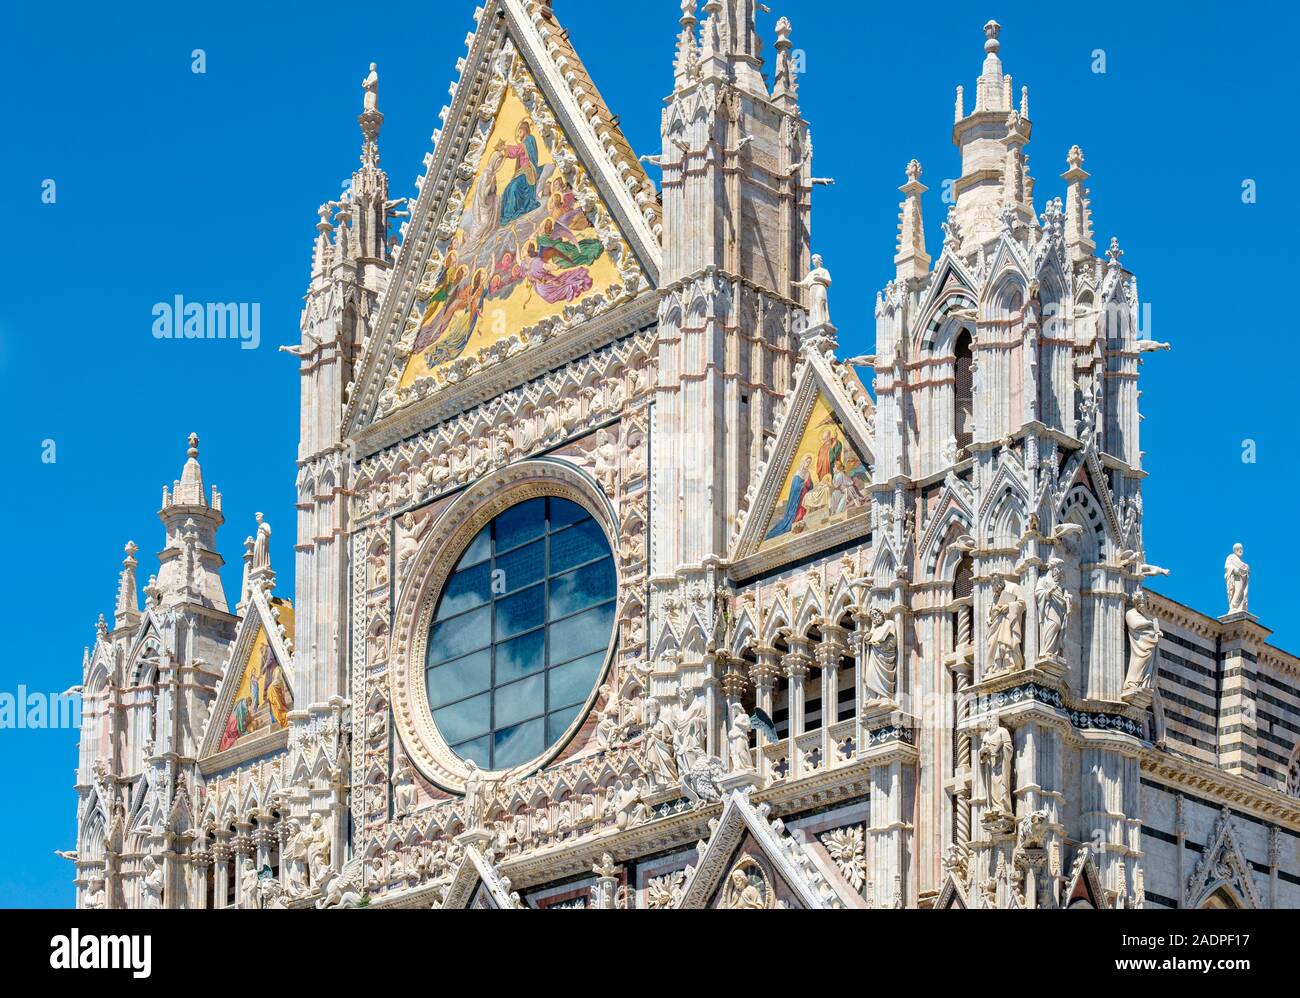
[1061,145,1095,261]
[984,19,1001,51]
[168,432,210,508]
[675,0,701,84]
[973,19,1008,114]
[1106,236,1124,269]
[239,535,256,612]
[895,161,931,281]
[113,541,141,628]
[773,16,799,104]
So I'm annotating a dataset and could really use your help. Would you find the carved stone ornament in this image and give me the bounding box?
[723,855,775,910]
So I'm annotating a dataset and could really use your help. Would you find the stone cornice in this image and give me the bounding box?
[1140,750,1300,829]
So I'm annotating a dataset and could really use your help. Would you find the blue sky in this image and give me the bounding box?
[0,0,1294,907]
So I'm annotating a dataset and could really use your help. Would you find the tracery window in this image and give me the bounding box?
[425,496,616,771]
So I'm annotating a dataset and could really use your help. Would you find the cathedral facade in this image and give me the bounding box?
[71,0,1300,910]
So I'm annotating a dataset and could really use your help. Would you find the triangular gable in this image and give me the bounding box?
[1064,847,1107,909]
[198,589,296,773]
[730,351,875,577]
[1185,808,1260,909]
[914,249,976,334]
[440,846,525,909]
[346,0,661,442]
[936,873,968,909]
[676,791,847,909]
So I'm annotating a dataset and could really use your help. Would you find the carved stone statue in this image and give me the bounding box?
[362,62,379,114]
[305,813,331,888]
[283,820,306,895]
[672,685,706,775]
[593,430,619,492]
[1224,543,1249,614]
[1122,590,1162,696]
[392,762,418,817]
[979,715,1015,826]
[986,575,1025,676]
[642,698,678,787]
[793,253,832,328]
[83,877,106,910]
[141,855,164,909]
[252,512,272,572]
[240,863,260,910]
[1034,558,1072,661]
[724,858,772,909]
[726,701,753,772]
[611,776,650,829]
[862,608,898,708]
[463,760,489,832]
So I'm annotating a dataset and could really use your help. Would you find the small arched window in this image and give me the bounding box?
[954,328,974,449]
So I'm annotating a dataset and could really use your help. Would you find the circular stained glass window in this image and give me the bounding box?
[425,496,616,772]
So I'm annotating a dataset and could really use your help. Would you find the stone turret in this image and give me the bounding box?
[156,434,227,612]
[951,21,1036,249]
[292,63,397,708]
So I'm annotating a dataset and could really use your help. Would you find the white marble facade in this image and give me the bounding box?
[70,2,1300,910]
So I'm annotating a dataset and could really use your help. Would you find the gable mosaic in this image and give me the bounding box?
[761,393,870,552]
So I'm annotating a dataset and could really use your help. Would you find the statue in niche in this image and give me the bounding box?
[305,813,332,888]
[1122,590,1162,697]
[392,762,418,817]
[672,685,707,775]
[979,715,1015,828]
[1034,557,1072,661]
[642,698,678,787]
[141,855,164,909]
[726,701,753,772]
[593,430,619,492]
[463,760,489,832]
[1224,543,1249,614]
[793,254,832,328]
[240,863,260,910]
[283,820,306,895]
[986,574,1025,676]
[862,608,898,708]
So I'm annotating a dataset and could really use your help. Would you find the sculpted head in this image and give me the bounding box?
[869,607,885,626]
[1233,543,1244,557]
[1132,589,1150,612]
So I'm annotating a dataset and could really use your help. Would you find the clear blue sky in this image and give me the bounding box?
[0,0,1294,907]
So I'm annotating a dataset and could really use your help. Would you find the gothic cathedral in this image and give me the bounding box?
[72,1,1300,910]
